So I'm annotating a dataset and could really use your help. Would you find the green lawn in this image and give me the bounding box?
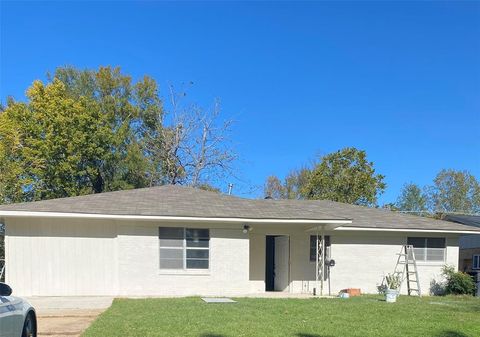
[82,295,480,337]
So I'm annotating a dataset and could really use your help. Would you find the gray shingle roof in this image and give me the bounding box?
[0,185,478,232]
[0,185,344,220]
[315,200,480,232]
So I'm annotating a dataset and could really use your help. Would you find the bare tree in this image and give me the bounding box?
[144,85,237,188]
[263,168,311,200]
[264,175,286,199]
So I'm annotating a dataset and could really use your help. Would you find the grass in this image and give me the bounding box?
[82,295,480,337]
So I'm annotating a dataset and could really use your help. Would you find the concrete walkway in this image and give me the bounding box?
[26,297,113,337]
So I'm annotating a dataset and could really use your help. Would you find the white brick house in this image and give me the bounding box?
[1,185,479,297]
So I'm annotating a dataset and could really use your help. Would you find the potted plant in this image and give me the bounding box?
[385,273,402,303]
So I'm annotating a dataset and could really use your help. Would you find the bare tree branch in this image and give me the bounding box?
[146,86,237,188]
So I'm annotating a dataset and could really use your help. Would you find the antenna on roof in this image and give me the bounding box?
[227,183,233,195]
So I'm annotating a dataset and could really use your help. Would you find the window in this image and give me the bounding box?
[310,235,331,262]
[473,255,480,270]
[159,227,210,270]
[407,237,446,262]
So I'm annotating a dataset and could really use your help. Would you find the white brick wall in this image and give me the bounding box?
[5,218,252,296]
[116,222,252,296]
[249,227,459,296]
[328,233,459,295]
[5,217,118,296]
[5,217,460,297]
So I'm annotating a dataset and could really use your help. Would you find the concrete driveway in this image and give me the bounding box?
[26,297,113,337]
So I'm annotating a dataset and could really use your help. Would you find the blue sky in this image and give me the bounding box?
[1,1,479,203]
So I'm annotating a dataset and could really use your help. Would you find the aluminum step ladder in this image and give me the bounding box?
[392,245,421,296]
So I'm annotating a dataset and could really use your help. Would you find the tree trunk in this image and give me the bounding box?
[92,170,104,193]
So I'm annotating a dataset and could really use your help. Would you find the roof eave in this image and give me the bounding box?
[0,210,352,225]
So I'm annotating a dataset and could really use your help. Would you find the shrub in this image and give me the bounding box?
[441,265,475,295]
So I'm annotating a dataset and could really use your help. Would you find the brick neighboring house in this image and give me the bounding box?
[444,215,480,273]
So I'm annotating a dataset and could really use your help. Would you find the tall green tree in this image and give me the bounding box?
[429,169,480,213]
[262,148,385,205]
[301,147,386,206]
[395,183,428,215]
[51,66,165,190]
[1,79,115,201]
[0,66,164,202]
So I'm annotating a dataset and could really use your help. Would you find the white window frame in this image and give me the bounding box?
[407,237,446,263]
[473,255,480,270]
[159,227,210,271]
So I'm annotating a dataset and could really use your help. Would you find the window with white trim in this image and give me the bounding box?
[473,255,480,270]
[407,237,446,262]
[159,227,210,270]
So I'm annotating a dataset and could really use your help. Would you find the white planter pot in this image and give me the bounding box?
[385,289,399,303]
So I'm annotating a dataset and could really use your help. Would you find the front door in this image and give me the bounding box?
[274,236,290,291]
[265,236,275,291]
[265,235,290,292]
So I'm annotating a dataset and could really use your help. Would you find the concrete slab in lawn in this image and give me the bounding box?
[25,297,113,337]
[201,297,236,303]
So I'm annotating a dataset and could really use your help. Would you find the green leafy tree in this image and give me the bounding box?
[0,66,164,202]
[1,79,114,201]
[395,183,428,215]
[301,147,386,206]
[51,66,165,190]
[429,169,480,213]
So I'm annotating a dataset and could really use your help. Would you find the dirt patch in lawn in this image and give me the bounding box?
[37,309,105,337]
[26,297,113,337]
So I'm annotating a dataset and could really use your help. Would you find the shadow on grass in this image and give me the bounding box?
[200,333,336,337]
[199,332,471,337]
[436,331,469,337]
